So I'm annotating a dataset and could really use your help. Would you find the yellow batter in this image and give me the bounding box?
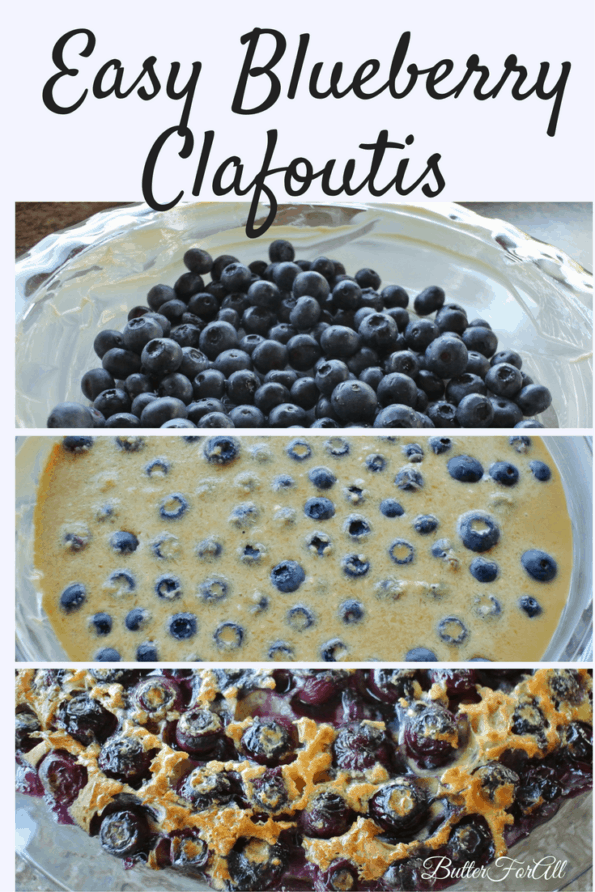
[32,434,572,662]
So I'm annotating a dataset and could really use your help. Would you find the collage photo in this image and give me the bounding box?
[11,5,594,892]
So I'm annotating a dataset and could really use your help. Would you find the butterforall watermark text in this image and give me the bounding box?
[422,855,567,883]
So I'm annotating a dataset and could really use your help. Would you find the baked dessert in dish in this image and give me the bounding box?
[31,434,572,663]
[16,668,593,890]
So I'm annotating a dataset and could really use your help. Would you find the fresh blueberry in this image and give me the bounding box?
[405,647,438,662]
[381,284,409,308]
[338,599,365,623]
[140,396,188,427]
[469,558,499,583]
[59,583,86,613]
[81,369,116,402]
[140,338,183,375]
[341,555,370,578]
[159,493,188,519]
[308,467,336,490]
[456,393,494,427]
[428,437,453,455]
[426,401,458,427]
[304,497,335,521]
[490,397,524,427]
[47,402,97,428]
[102,347,142,379]
[293,270,330,301]
[380,499,404,518]
[521,549,557,582]
[491,349,522,369]
[287,605,315,631]
[168,613,198,640]
[125,608,149,631]
[424,335,468,378]
[413,514,438,534]
[489,461,519,486]
[94,329,124,358]
[110,531,139,554]
[437,616,469,645]
[394,468,423,491]
[331,380,378,424]
[365,453,386,472]
[90,613,112,636]
[445,373,486,405]
[447,455,484,483]
[529,460,552,481]
[270,561,306,593]
[214,622,244,650]
[388,539,415,564]
[485,363,523,398]
[519,595,543,618]
[516,384,552,415]
[286,439,312,461]
[155,575,182,600]
[435,304,468,334]
[458,511,500,552]
[414,285,445,316]
[461,325,498,357]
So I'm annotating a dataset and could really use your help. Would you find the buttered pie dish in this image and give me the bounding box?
[30,434,572,663]
[15,668,593,891]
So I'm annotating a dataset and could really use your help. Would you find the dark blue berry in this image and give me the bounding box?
[169,613,197,640]
[389,539,415,564]
[521,550,557,582]
[456,393,494,427]
[345,516,370,538]
[95,648,121,661]
[458,511,500,552]
[270,561,306,593]
[425,334,468,378]
[414,285,445,316]
[155,575,182,600]
[48,402,97,428]
[509,435,531,453]
[159,493,188,519]
[405,647,438,662]
[413,514,438,534]
[125,608,149,631]
[394,468,423,491]
[308,467,336,490]
[339,599,365,623]
[110,531,139,554]
[380,499,404,518]
[519,596,543,618]
[429,437,453,455]
[485,362,523,398]
[63,436,94,453]
[59,583,86,613]
[489,461,519,486]
[530,460,552,481]
[516,384,552,415]
[447,455,484,483]
[469,558,499,583]
[365,454,386,472]
[341,555,370,578]
[137,643,158,661]
[304,498,335,521]
[402,443,424,461]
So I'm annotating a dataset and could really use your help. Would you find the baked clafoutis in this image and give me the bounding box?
[31,435,572,662]
[16,668,592,891]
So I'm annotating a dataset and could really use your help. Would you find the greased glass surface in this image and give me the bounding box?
[15,435,592,663]
[15,202,593,428]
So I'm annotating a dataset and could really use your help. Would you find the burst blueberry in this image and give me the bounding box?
[270,561,306,593]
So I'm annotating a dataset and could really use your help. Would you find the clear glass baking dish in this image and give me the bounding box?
[15,789,593,892]
[15,202,593,429]
[15,434,593,663]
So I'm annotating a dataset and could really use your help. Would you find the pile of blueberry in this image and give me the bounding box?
[16,668,592,891]
[46,240,553,429]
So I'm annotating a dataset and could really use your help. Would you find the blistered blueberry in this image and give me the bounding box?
[341,555,370,578]
[155,575,182,600]
[137,643,158,661]
[168,613,197,640]
[394,468,423,491]
[308,467,336,489]
[521,549,557,582]
[229,502,260,527]
[287,439,312,461]
[159,493,188,520]
[437,616,469,645]
[270,561,306,593]
[125,608,149,631]
[402,443,423,462]
[198,577,229,602]
[110,531,139,554]
[458,511,500,552]
[470,558,499,583]
[429,437,453,455]
[214,622,244,650]
[196,538,222,561]
[380,499,404,518]
[448,455,484,483]
[339,600,365,623]
[365,454,386,472]
[203,436,240,465]
[304,497,335,521]
[90,613,112,636]
[344,516,370,538]
[530,460,552,481]
[389,539,415,564]
[287,605,315,631]
[272,474,295,491]
[413,514,438,535]
[489,461,519,486]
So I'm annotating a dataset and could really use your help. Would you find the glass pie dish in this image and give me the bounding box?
[15,202,593,429]
[15,435,593,663]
